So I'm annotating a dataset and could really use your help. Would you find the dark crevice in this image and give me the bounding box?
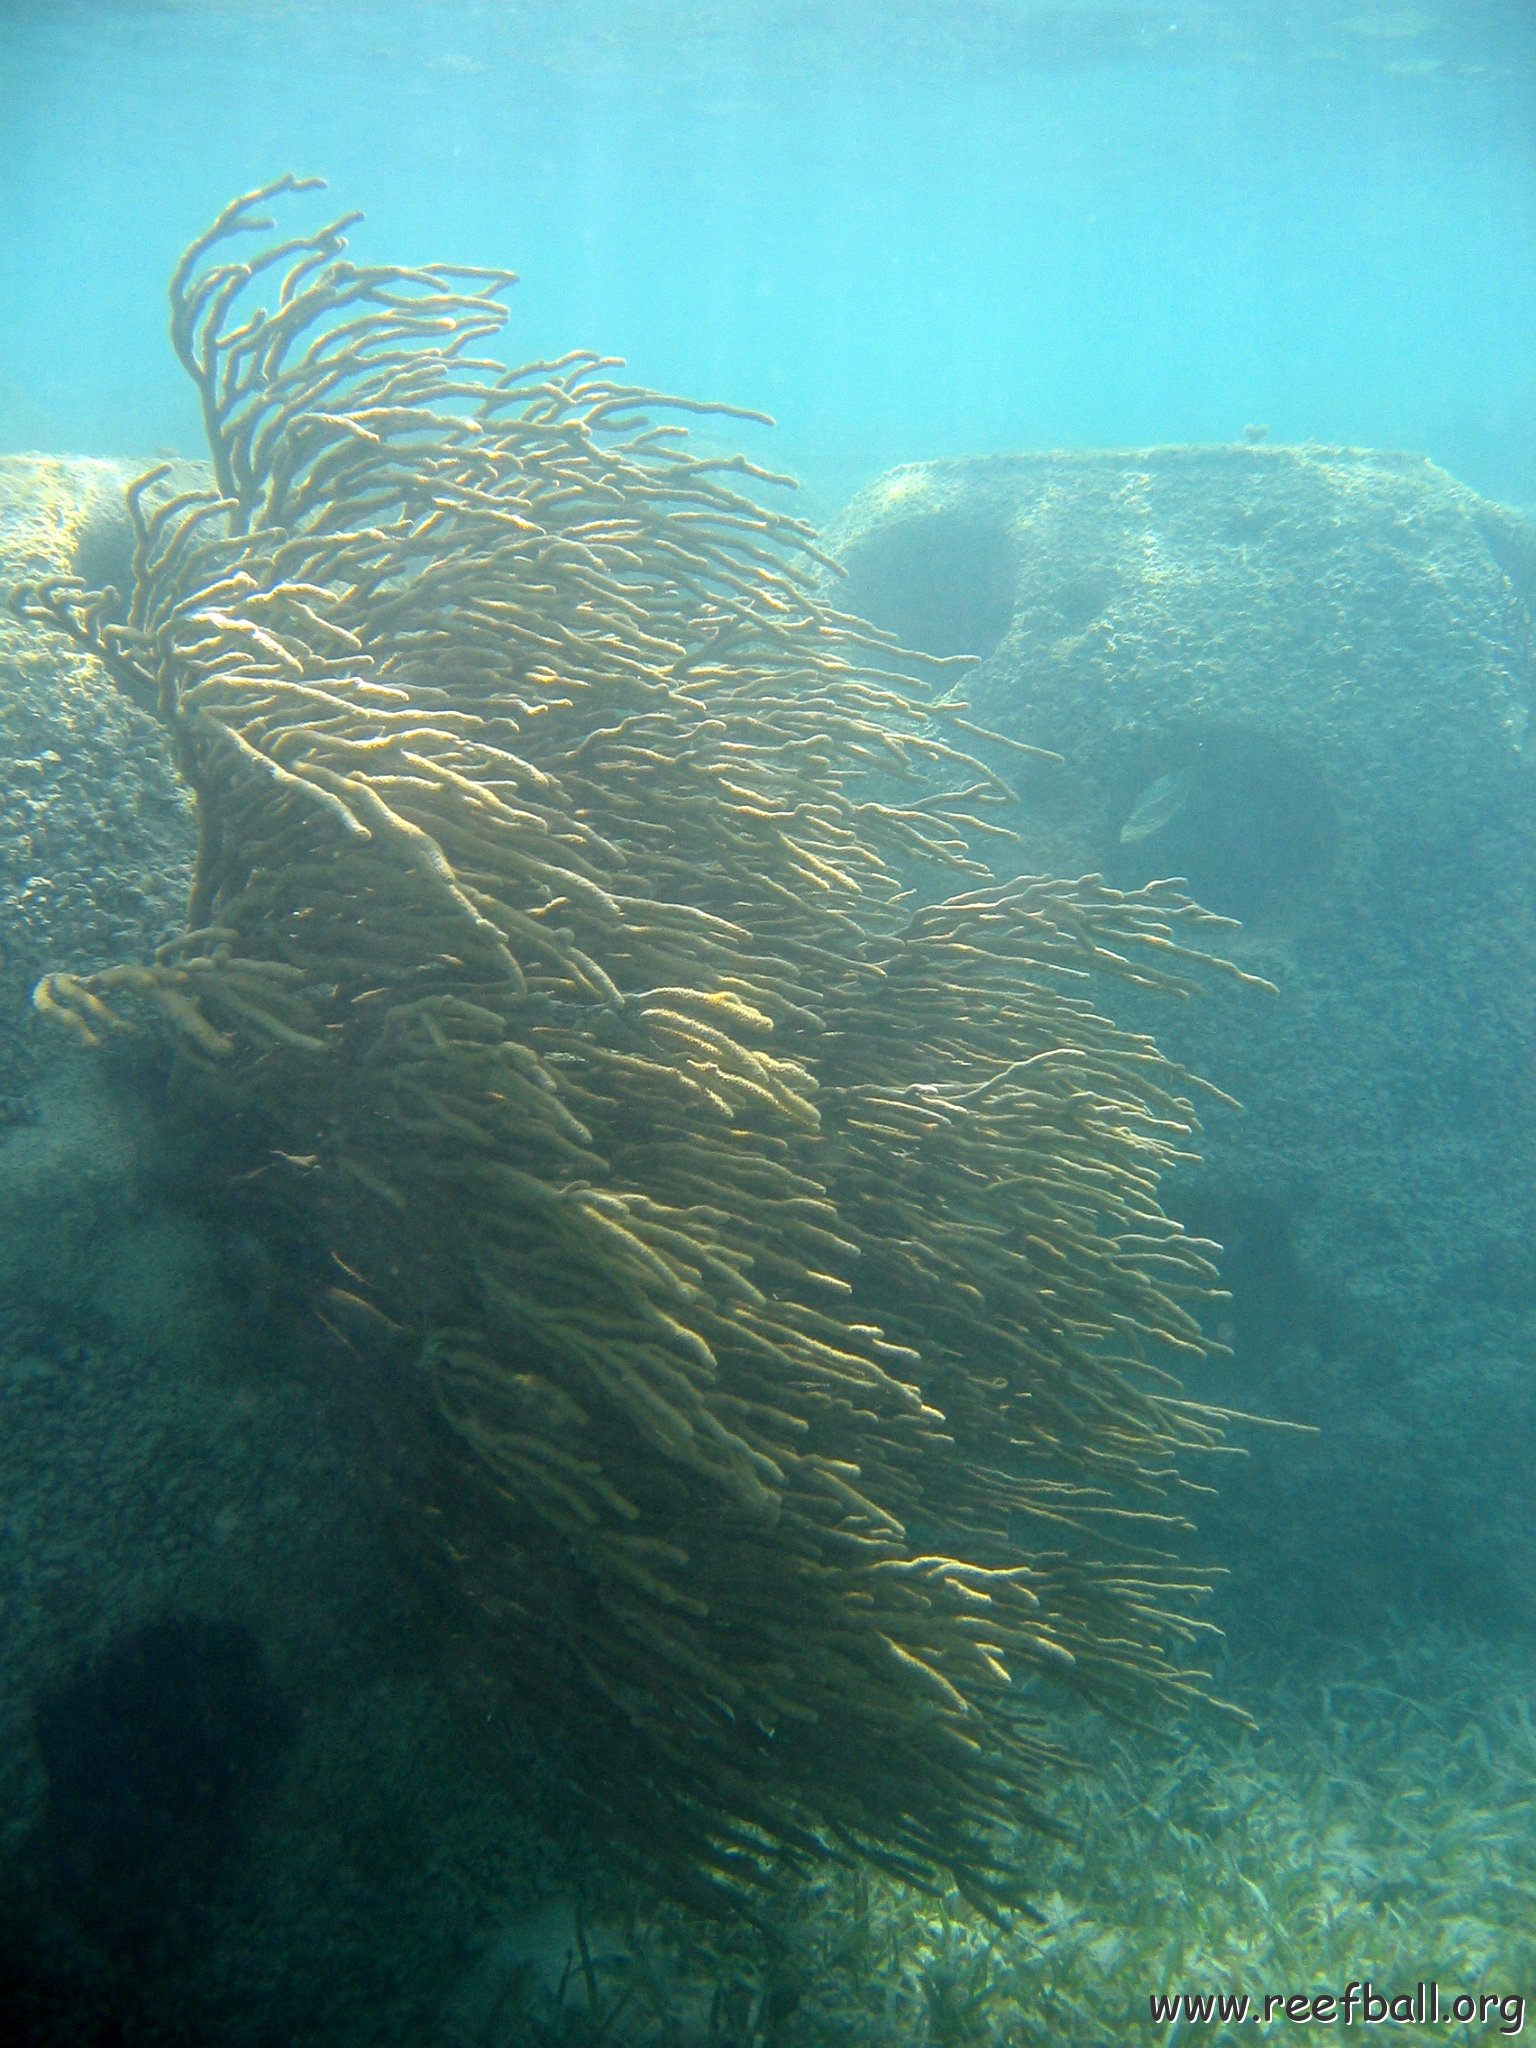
[838,507,1017,659]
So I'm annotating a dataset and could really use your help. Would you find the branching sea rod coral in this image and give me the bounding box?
[15,177,1273,1912]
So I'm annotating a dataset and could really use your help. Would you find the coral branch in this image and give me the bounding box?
[11,181,1262,1913]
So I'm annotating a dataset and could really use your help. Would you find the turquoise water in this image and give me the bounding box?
[2,1,1534,509]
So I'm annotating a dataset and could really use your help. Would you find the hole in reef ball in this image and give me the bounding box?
[1047,571,1116,632]
[1105,724,1337,926]
[32,1616,294,1952]
[838,507,1017,660]
[72,504,136,625]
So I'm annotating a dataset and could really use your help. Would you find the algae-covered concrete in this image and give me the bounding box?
[830,445,1536,1643]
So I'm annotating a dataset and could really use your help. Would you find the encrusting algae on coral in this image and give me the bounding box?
[13,175,1277,1916]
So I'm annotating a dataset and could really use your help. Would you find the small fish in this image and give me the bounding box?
[1119,769,1192,844]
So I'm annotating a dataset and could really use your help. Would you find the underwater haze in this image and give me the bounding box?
[2,0,1535,510]
[3,4,1536,2047]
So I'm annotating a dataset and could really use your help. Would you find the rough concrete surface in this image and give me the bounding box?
[830,444,1536,1640]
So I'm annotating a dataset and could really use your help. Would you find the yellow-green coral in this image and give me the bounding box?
[14,175,1273,1913]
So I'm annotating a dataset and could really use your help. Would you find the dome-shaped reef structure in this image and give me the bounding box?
[15,177,1269,1917]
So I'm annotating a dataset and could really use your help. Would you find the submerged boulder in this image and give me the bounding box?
[830,444,1536,1642]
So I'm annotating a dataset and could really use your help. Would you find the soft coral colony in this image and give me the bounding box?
[15,175,1270,1915]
